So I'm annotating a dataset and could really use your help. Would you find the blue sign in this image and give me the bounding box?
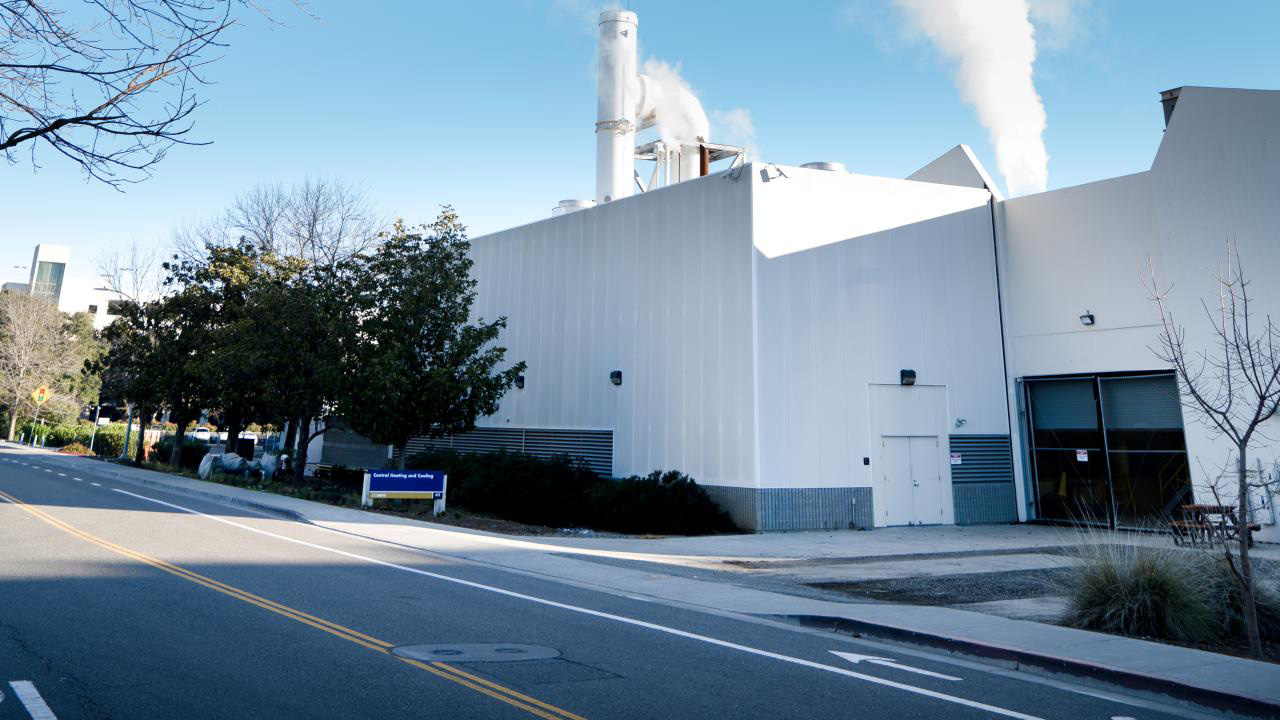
[368,470,446,495]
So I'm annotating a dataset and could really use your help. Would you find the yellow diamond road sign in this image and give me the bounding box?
[31,385,51,405]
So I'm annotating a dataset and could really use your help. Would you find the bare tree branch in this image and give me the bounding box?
[1,0,288,186]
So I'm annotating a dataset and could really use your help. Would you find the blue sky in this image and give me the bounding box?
[3,1,1278,289]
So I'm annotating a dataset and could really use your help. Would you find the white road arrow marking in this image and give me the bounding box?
[9,681,58,719]
[830,651,963,681]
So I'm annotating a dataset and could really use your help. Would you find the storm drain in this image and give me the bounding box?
[392,643,560,663]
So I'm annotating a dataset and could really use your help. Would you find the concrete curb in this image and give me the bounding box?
[783,613,1279,719]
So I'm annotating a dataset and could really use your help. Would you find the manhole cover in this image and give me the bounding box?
[392,643,561,663]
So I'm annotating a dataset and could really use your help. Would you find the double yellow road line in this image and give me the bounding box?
[0,489,586,720]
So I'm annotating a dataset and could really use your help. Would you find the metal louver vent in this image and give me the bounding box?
[401,427,614,477]
[948,435,1014,483]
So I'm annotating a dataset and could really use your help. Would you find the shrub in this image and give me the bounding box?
[405,449,736,535]
[153,436,211,470]
[58,442,93,455]
[1063,535,1280,644]
[1063,541,1221,642]
[1206,557,1280,642]
[315,465,367,492]
[91,423,141,458]
[18,422,93,448]
[592,471,738,535]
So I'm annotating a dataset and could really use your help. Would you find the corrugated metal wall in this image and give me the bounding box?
[399,427,613,477]
[468,174,757,491]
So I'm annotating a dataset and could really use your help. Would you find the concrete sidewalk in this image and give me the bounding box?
[12,444,1280,716]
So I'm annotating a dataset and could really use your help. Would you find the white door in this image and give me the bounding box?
[908,436,945,525]
[880,435,944,526]
[881,436,915,525]
[869,384,953,527]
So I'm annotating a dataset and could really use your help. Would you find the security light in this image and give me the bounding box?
[900,369,916,386]
[1079,310,1096,326]
[514,374,525,389]
[610,370,623,386]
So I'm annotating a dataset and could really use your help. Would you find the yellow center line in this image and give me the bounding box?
[0,489,586,720]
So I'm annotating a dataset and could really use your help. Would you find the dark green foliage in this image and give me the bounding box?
[315,465,368,493]
[589,471,738,535]
[406,450,736,535]
[19,421,92,447]
[154,436,210,470]
[90,423,140,457]
[343,211,524,466]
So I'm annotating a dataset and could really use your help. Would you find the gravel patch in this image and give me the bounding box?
[810,567,1074,605]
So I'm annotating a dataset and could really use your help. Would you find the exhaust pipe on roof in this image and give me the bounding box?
[596,10,639,204]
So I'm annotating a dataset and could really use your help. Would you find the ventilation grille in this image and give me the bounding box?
[401,427,613,477]
[948,435,1014,483]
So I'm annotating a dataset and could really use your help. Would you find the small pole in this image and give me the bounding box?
[88,405,102,454]
[434,474,448,516]
[361,471,372,508]
[121,404,133,459]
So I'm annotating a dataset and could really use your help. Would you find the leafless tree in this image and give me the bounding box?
[1,1,282,185]
[0,291,85,439]
[173,177,381,266]
[1148,240,1280,658]
[96,238,162,303]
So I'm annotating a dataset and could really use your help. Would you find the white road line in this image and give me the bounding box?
[109,488,1043,720]
[56,473,66,477]
[8,681,58,720]
[72,478,84,482]
[90,482,101,487]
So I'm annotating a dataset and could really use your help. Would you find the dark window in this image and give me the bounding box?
[1025,373,1192,528]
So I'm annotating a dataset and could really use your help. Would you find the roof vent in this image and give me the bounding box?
[552,199,595,217]
[801,161,846,172]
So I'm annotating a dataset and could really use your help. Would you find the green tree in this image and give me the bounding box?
[98,277,218,466]
[344,209,524,469]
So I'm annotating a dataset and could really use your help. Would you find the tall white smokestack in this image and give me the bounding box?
[596,10,638,204]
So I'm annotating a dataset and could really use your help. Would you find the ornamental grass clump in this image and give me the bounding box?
[1063,539,1221,643]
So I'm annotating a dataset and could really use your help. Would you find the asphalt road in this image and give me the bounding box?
[0,446,1241,719]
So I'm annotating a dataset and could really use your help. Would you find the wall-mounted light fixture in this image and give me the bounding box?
[514,374,525,389]
[1079,310,1096,326]
[900,369,916,386]
[609,370,623,386]
[955,417,968,428]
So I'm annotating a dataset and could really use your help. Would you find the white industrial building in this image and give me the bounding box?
[320,12,1279,537]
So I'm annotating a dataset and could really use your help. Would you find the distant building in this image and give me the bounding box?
[3,244,119,329]
[27,244,70,305]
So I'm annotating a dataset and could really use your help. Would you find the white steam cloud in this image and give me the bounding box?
[710,108,761,162]
[641,58,711,148]
[893,0,1050,196]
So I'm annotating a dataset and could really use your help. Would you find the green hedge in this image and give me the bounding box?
[153,436,211,470]
[16,421,140,457]
[405,449,737,535]
[91,424,142,458]
[18,421,92,448]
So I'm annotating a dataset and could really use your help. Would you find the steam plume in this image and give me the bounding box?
[894,0,1049,196]
[641,58,711,147]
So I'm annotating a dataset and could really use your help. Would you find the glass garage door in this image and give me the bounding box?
[1025,373,1192,527]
